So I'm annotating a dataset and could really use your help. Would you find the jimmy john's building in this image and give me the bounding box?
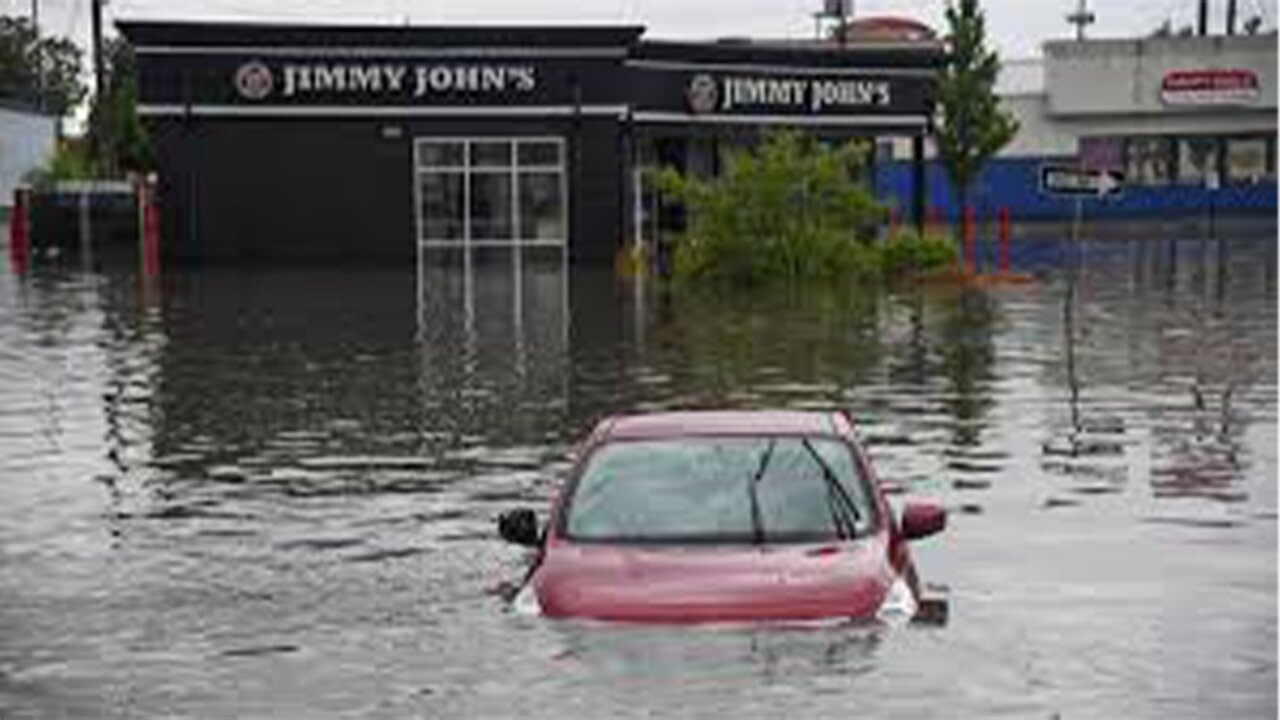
[118,22,941,263]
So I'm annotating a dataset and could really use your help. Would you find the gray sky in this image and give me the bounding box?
[4,0,1277,60]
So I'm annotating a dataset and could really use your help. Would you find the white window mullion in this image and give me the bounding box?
[560,137,569,249]
[512,140,522,246]
[463,140,472,249]
[414,140,423,249]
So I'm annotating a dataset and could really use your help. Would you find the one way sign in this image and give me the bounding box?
[1040,165,1125,198]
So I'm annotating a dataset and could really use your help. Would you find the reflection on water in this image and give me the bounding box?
[0,225,1275,719]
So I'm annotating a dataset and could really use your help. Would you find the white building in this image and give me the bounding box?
[878,30,1276,218]
[1001,32,1276,183]
[0,101,57,208]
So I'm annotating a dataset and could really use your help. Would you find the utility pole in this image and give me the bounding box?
[837,0,853,47]
[1198,0,1209,35]
[820,0,852,47]
[92,0,106,101]
[89,0,106,165]
[1066,0,1096,41]
[1227,0,1238,35]
[31,0,41,110]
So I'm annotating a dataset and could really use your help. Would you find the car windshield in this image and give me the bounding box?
[563,436,875,543]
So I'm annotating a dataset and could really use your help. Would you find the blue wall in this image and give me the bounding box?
[874,156,1278,221]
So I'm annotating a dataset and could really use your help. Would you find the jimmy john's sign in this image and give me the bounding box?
[684,72,893,114]
[233,60,538,100]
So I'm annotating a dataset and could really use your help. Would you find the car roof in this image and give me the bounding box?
[601,410,842,440]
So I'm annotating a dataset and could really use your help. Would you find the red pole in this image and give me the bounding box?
[9,188,30,274]
[998,206,1010,274]
[139,180,160,278]
[888,206,899,238]
[927,205,941,235]
[963,204,976,275]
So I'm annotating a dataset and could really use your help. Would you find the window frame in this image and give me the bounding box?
[414,136,568,248]
[1223,134,1274,184]
[1123,136,1175,187]
[1174,134,1225,186]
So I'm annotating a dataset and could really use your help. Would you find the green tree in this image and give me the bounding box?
[88,36,154,176]
[0,14,86,115]
[934,0,1018,237]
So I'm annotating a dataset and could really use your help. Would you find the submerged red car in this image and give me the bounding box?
[498,411,945,623]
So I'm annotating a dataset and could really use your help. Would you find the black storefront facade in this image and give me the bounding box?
[119,21,942,263]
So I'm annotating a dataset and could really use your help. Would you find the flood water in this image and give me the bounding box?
[1,222,1275,719]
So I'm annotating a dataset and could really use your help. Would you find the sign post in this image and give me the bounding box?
[1039,164,1125,277]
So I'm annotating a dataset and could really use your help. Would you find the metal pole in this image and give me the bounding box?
[1227,0,1238,35]
[1066,0,1095,41]
[90,0,106,164]
[30,0,41,110]
[79,188,92,263]
[92,0,106,100]
[1198,0,1209,36]
[1071,197,1083,276]
[837,0,852,46]
[911,134,926,234]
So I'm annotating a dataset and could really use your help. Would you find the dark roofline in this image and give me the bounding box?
[635,39,945,68]
[114,20,943,67]
[115,20,647,48]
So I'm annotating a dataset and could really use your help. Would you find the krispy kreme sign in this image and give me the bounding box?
[1161,69,1260,106]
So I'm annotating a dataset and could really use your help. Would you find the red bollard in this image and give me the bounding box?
[963,205,976,275]
[138,180,160,278]
[888,206,899,238]
[927,206,941,234]
[998,206,1010,275]
[9,188,30,274]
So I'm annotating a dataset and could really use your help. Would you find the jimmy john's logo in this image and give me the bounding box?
[234,61,274,100]
[684,72,893,114]
[685,74,719,115]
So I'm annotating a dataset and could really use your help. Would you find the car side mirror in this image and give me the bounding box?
[498,508,540,547]
[901,502,946,541]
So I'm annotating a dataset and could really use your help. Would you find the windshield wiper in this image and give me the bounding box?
[748,439,776,546]
[801,438,861,541]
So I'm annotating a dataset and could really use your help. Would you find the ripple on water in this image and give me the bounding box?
[0,231,1275,719]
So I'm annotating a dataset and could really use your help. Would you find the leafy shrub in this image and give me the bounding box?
[23,138,94,190]
[652,130,885,286]
[877,227,957,277]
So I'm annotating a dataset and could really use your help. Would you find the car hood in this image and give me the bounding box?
[531,539,894,622]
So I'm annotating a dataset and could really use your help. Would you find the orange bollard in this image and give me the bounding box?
[963,205,976,275]
[9,188,30,274]
[138,180,161,278]
[998,206,1010,274]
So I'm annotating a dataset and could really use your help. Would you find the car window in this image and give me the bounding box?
[564,437,874,543]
